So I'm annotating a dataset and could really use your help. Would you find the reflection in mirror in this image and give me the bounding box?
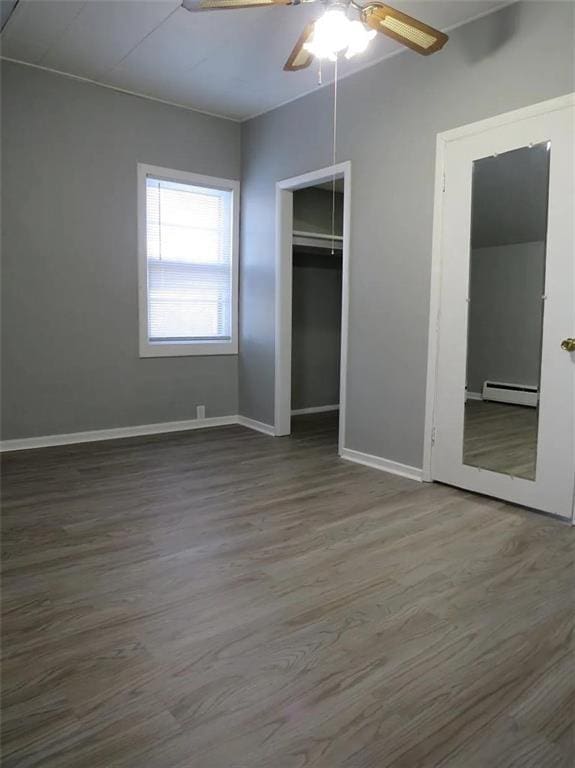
[463,143,550,480]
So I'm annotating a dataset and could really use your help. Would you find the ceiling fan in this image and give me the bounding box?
[182,0,448,71]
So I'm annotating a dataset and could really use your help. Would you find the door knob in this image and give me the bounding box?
[561,338,575,352]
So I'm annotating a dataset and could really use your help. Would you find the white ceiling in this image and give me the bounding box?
[1,0,510,121]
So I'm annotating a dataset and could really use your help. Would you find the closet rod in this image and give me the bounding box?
[293,230,343,242]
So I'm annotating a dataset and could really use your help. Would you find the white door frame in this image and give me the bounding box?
[422,93,575,520]
[275,161,351,453]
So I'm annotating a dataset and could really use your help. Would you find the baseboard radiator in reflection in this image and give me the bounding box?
[482,381,539,407]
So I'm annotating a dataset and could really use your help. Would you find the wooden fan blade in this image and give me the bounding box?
[183,0,291,12]
[362,3,448,55]
[284,24,314,71]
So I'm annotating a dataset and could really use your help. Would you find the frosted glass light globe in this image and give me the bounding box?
[314,9,351,53]
[345,20,377,59]
[304,9,351,60]
[304,10,376,62]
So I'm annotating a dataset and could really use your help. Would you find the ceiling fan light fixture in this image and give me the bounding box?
[304,9,351,59]
[186,0,449,72]
[304,8,376,62]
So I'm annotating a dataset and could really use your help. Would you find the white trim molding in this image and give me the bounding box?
[236,416,276,436]
[137,164,240,358]
[291,405,339,416]
[275,161,351,454]
[341,448,423,482]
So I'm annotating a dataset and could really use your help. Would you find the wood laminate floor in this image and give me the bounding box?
[463,400,539,480]
[2,413,574,768]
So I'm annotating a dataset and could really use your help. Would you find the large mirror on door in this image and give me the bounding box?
[463,143,550,480]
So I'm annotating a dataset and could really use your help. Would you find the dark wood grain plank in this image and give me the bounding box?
[2,413,573,767]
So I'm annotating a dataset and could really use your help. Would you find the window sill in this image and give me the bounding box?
[139,340,238,358]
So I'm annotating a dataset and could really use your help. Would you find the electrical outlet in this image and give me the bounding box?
[196,405,206,420]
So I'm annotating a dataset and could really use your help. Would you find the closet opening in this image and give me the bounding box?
[274,161,351,455]
[291,183,343,446]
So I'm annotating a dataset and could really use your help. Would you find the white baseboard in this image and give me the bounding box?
[1,415,241,452]
[465,391,483,401]
[236,416,276,436]
[340,447,422,482]
[291,405,339,416]
[1,421,414,477]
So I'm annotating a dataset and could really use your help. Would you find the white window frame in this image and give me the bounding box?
[137,163,239,357]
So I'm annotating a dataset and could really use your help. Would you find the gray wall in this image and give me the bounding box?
[293,187,344,236]
[1,62,241,439]
[239,1,574,467]
[467,242,545,393]
[292,253,342,411]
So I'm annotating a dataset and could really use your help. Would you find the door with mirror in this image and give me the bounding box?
[430,98,574,520]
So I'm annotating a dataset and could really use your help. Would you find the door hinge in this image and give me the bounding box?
[431,426,437,445]
[442,173,446,192]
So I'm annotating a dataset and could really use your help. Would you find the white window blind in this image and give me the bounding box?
[145,176,233,343]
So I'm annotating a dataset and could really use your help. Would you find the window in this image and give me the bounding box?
[138,164,239,357]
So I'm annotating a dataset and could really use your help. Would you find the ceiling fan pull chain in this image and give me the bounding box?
[331,56,338,255]
[318,59,323,86]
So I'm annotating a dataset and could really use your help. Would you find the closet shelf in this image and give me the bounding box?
[292,230,343,252]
